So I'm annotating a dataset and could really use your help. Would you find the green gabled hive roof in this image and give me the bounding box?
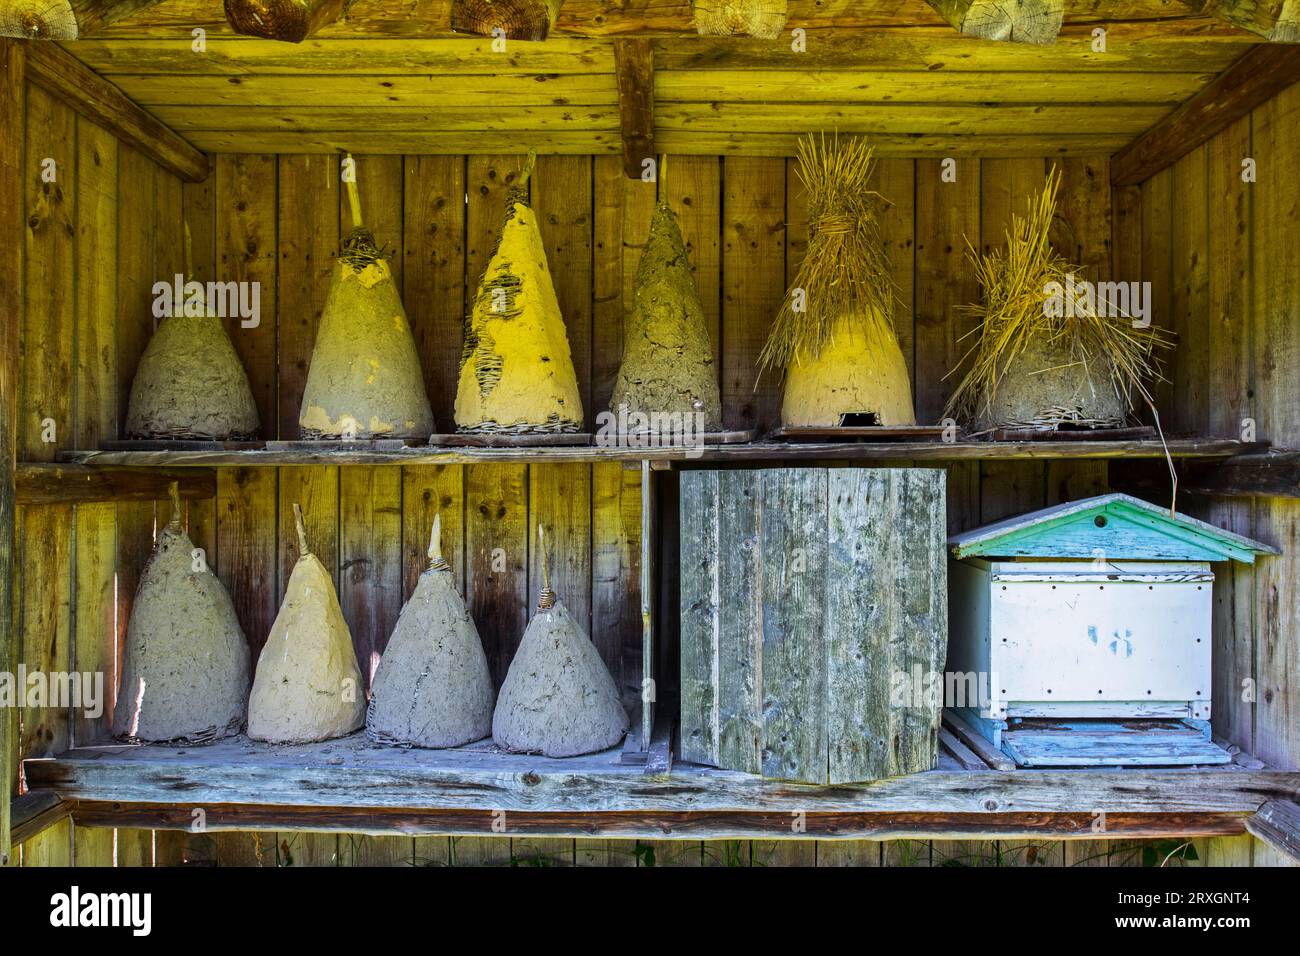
[949,493,1280,564]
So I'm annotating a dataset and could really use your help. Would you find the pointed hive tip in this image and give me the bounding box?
[537,523,555,609]
[293,503,311,557]
[167,481,182,530]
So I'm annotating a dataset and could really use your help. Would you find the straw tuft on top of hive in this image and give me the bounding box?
[492,525,628,757]
[611,183,723,433]
[366,513,495,748]
[125,224,260,441]
[298,160,434,439]
[247,503,366,744]
[113,483,250,744]
[454,149,584,434]
[760,134,917,428]
[944,168,1173,434]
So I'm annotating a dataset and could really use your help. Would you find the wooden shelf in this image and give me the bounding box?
[55,438,1263,469]
[23,731,1297,841]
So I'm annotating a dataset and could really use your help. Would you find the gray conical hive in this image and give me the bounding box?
[366,514,494,748]
[492,526,628,757]
[113,484,250,743]
[299,168,434,439]
[125,228,259,440]
[610,200,723,431]
[247,504,366,743]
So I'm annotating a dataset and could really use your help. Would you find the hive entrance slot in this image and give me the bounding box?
[838,411,881,427]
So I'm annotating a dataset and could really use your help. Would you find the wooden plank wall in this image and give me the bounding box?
[1125,81,1300,869]
[12,117,1274,866]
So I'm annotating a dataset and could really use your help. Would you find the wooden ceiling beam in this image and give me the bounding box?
[926,0,1064,43]
[0,0,167,39]
[692,0,787,39]
[614,37,654,180]
[1112,44,1300,185]
[1181,0,1299,43]
[450,0,564,41]
[223,0,348,43]
[23,41,208,182]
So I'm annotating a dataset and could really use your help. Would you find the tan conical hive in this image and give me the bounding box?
[113,485,250,743]
[492,526,628,757]
[781,311,916,427]
[366,514,495,748]
[299,171,434,439]
[247,504,366,743]
[125,312,259,440]
[455,151,583,434]
[611,200,723,431]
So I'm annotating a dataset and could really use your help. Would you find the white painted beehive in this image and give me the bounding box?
[946,494,1277,767]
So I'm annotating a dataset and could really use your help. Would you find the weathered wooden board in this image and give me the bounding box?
[681,467,947,784]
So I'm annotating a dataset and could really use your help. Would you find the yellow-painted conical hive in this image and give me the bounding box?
[247,504,366,743]
[366,514,495,748]
[492,526,628,757]
[611,197,723,432]
[455,150,583,434]
[762,135,916,428]
[113,484,250,743]
[299,167,434,439]
[126,226,259,440]
[944,169,1171,433]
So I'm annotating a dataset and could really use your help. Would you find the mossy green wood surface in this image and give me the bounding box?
[948,493,1280,563]
[680,467,948,784]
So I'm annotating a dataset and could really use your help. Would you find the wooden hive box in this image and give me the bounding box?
[679,467,948,785]
[947,494,1280,768]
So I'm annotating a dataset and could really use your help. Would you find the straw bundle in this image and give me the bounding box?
[366,514,495,748]
[492,526,628,757]
[299,165,434,439]
[113,484,250,743]
[247,504,366,744]
[944,169,1171,432]
[761,134,916,427]
[610,194,723,432]
[455,149,584,434]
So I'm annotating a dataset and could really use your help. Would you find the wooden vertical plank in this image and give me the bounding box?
[277,154,339,440]
[592,155,656,415]
[722,158,784,433]
[20,821,71,866]
[339,466,403,685]
[1140,168,1174,416]
[914,157,979,428]
[534,156,593,425]
[592,461,642,717]
[182,175,219,564]
[276,468,338,605]
[528,464,592,634]
[1205,119,1253,439]
[1169,146,1210,435]
[413,836,451,867]
[717,470,762,774]
[450,836,511,866]
[349,154,403,286]
[664,155,721,358]
[678,468,719,766]
[465,464,528,690]
[341,834,413,867]
[817,841,883,867]
[401,464,464,601]
[876,158,916,386]
[217,467,277,660]
[466,154,524,297]
[216,154,277,437]
[404,155,465,430]
[72,504,115,746]
[752,841,816,867]
[0,38,22,864]
[760,468,827,783]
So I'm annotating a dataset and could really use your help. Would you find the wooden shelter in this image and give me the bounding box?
[2,0,1299,870]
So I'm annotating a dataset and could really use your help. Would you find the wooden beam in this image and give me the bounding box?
[1184,451,1300,498]
[0,0,166,39]
[9,792,71,846]
[1245,799,1300,862]
[614,38,653,181]
[693,0,788,40]
[68,800,1253,840]
[1182,0,1299,43]
[15,464,216,505]
[23,41,208,183]
[0,37,21,868]
[926,0,1064,44]
[223,0,347,43]
[450,0,564,41]
[1113,45,1300,186]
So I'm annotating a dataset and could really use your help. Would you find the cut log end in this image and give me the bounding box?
[948,0,1064,44]
[693,0,788,40]
[450,0,562,42]
[223,0,331,43]
[0,0,78,39]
